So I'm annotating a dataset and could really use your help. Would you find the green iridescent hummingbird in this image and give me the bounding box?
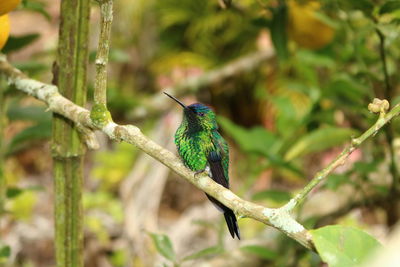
[164,92,240,239]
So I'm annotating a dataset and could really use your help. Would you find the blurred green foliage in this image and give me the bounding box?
[2,0,400,266]
[311,225,382,267]
[91,142,137,190]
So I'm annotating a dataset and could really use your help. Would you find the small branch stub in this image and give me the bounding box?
[90,103,112,128]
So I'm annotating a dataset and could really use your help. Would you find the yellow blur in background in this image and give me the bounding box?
[0,14,10,50]
[287,0,335,49]
[0,0,20,15]
[0,0,20,50]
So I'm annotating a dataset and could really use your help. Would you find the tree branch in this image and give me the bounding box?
[2,56,400,251]
[93,0,113,106]
[314,194,390,227]
[0,54,312,249]
[52,0,91,265]
[0,73,7,215]
[375,27,400,207]
[285,99,398,210]
[375,28,391,97]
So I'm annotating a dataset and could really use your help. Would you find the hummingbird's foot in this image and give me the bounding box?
[194,169,206,178]
[194,166,211,178]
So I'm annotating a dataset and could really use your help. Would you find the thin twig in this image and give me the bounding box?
[93,0,113,106]
[0,73,7,215]
[375,27,399,201]
[376,28,391,97]
[313,193,396,227]
[285,100,400,210]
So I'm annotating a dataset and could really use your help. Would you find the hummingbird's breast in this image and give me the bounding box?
[174,126,214,172]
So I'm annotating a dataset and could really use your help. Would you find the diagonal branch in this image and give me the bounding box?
[285,99,399,211]
[2,55,400,251]
[0,54,312,249]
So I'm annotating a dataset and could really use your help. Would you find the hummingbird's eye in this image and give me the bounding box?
[198,112,205,117]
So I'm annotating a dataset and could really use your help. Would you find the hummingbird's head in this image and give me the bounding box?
[164,92,218,132]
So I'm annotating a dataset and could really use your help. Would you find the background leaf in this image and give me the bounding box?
[379,1,400,15]
[311,225,382,267]
[0,246,11,259]
[149,233,176,262]
[240,245,278,260]
[7,105,51,122]
[22,0,51,20]
[252,189,292,203]
[285,127,357,160]
[2,34,40,53]
[270,4,288,60]
[182,246,223,261]
[218,116,279,155]
[7,120,52,155]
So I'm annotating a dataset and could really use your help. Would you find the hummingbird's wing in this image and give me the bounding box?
[207,151,229,188]
[206,150,240,239]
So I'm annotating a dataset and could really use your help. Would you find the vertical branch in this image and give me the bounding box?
[52,0,90,266]
[94,0,113,106]
[376,28,399,224]
[90,0,114,129]
[0,73,6,215]
[94,0,113,105]
[376,29,391,97]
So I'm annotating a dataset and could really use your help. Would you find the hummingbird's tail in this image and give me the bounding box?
[206,194,241,239]
[223,208,241,240]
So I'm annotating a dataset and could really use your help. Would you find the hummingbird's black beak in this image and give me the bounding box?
[164,92,187,109]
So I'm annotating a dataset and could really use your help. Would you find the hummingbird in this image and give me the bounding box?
[164,92,240,239]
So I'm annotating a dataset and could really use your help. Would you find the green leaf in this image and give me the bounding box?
[311,226,382,267]
[240,245,278,260]
[0,246,11,259]
[6,187,23,199]
[218,116,279,155]
[353,161,377,175]
[7,105,51,122]
[338,0,374,16]
[251,17,270,28]
[380,1,400,15]
[182,246,223,261]
[324,174,350,190]
[284,127,357,160]
[2,34,40,53]
[271,95,300,137]
[269,4,288,60]
[12,61,49,75]
[22,0,51,20]
[326,74,369,106]
[6,186,44,199]
[149,233,176,262]
[252,190,292,203]
[218,116,303,175]
[7,120,52,155]
[297,50,335,69]
[109,49,131,63]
